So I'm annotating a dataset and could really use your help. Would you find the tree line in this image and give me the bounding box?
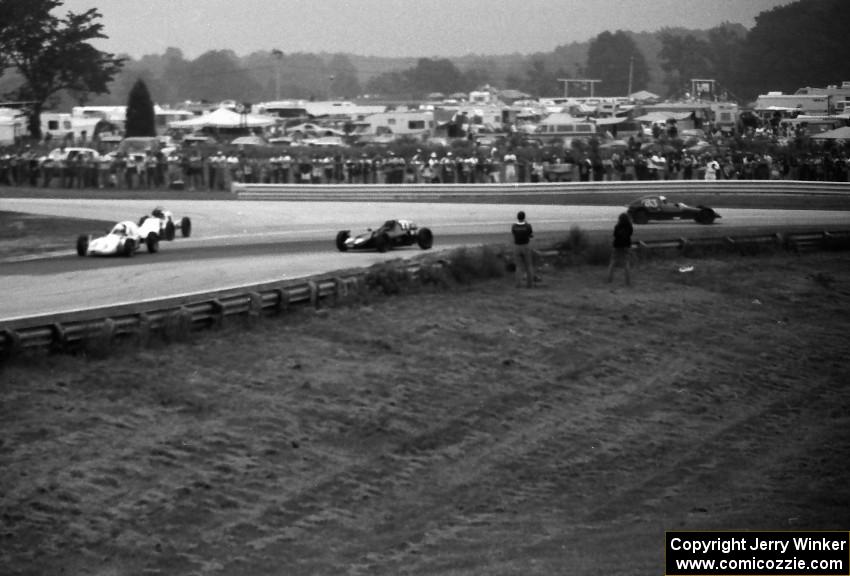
[1,0,849,140]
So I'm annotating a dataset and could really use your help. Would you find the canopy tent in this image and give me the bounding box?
[230,135,269,146]
[629,90,659,101]
[538,112,582,125]
[633,111,693,123]
[168,107,276,130]
[599,139,629,149]
[593,116,628,126]
[809,126,850,140]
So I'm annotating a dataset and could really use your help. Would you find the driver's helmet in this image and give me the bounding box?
[114,223,126,235]
[152,206,165,219]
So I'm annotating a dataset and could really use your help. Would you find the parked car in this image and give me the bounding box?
[138,206,192,240]
[336,219,433,252]
[304,136,346,148]
[627,195,721,225]
[286,122,347,139]
[77,220,159,257]
[43,147,100,164]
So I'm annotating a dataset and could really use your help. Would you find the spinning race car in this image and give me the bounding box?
[627,195,721,225]
[336,219,433,252]
[77,220,160,257]
[138,207,192,240]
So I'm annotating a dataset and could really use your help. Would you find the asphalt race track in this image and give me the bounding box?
[2,198,850,321]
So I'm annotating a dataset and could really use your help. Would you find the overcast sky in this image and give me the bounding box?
[59,0,797,59]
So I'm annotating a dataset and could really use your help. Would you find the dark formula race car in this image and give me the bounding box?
[336,219,433,252]
[627,195,721,225]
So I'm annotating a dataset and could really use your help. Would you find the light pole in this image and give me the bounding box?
[271,49,283,100]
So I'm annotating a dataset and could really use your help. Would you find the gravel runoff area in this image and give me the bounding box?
[2,246,849,575]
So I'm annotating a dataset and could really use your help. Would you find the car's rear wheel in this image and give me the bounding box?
[375,233,390,253]
[180,216,192,237]
[632,209,649,224]
[417,227,434,250]
[76,235,89,257]
[165,220,176,240]
[146,232,160,253]
[696,209,716,225]
[335,230,350,252]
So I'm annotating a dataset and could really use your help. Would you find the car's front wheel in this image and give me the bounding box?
[335,230,350,252]
[632,209,649,225]
[123,239,136,257]
[417,227,434,250]
[165,220,176,240]
[146,232,160,253]
[180,217,192,237]
[375,233,390,253]
[696,209,716,225]
[76,235,89,257]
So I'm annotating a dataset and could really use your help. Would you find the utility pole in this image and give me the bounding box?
[627,56,634,97]
[271,49,283,100]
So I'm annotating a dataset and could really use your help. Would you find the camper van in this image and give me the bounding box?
[533,113,597,143]
[351,110,435,143]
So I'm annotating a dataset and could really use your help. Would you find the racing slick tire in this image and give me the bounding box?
[76,235,89,257]
[695,209,717,225]
[375,233,390,253]
[335,230,350,252]
[632,209,649,225]
[122,239,136,257]
[416,227,434,250]
[165,220,176,241]
[180,217,192,238]
[146,232,160,253]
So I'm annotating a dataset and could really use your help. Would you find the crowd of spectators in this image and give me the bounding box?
[1,131,848,190]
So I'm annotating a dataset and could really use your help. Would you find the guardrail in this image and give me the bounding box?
[232,180,850,201]
[2,228,849,360]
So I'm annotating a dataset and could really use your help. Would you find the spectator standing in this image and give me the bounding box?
[704,157,720,180]
[503,150,517,183]
[511,210,534,288]
[607,212,633,286]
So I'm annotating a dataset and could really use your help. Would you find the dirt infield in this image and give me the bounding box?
[2,251,849,575]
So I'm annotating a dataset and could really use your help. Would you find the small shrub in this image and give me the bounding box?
[365,262,411,295]
[582,240,612,266]
[417,261,452,289]
[445,246,506,285]
[554,225,590,254]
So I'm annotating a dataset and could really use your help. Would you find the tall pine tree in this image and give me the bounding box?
[125,78,155,137]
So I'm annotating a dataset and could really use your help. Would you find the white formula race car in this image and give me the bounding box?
[138,206,192,241]
[76,220,160,257]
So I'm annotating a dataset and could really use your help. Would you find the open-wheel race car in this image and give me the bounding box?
[138,206,192,241]
[336,219,434,252]
[627,195,721,225]
[76,220,160,257]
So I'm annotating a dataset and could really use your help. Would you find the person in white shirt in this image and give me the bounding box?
[704,157,720,180]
